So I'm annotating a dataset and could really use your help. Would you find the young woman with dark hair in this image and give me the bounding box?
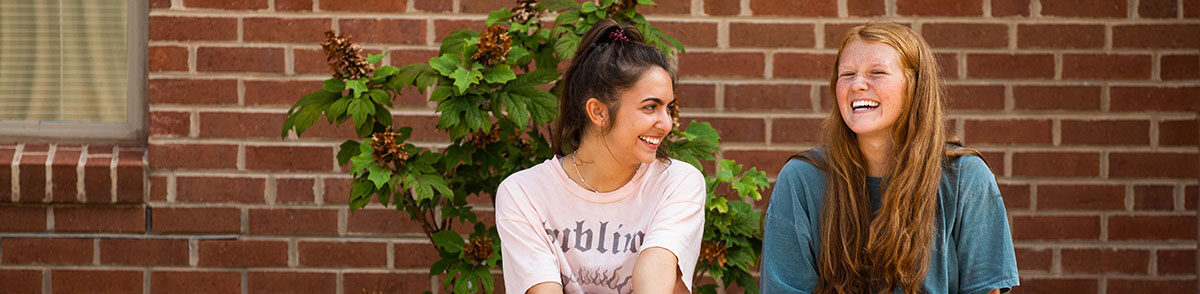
[495,19,704,294]
[761,23,1019,294]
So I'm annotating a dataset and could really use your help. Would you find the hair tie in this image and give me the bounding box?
[608,28,630,42]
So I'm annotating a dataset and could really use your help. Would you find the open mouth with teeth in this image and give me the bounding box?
[638,135,662,146]
[851,100,880,112]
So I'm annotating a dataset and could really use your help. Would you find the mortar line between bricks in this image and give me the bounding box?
[150,41,439,51]
[189,239,198,266]
[42,145,54,203]
[145,108,1200,120]
[336,270,344,294]
[1014,243,1196,250]
[75,147,86,202]
[92,239,100,265]
[288,239,298,267]
[1174,184,1185,211]
[170,42,1200,55]
[145,73,1200,85]
[1149,249,1159,275]
[45,206,54,231]
[143,9,1200,25]
[187,45,197,73]
[142,269,149,294]
[1125,184,1136,211]
[43,269,50,294]
[1050,247,1061,274]
[109,147,119,203]
[1020,273,1196,280]
[1130,0,1140,19]
[9,144,20,202]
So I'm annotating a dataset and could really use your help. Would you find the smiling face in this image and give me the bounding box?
[835,39,909,140]
[595,66,676,165]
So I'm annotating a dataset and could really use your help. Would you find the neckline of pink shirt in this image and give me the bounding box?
[550,156,653,204]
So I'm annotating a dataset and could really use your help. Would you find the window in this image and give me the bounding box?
[0,0,146,143]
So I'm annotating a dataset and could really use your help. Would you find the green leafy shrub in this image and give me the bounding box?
[282,1,769,293]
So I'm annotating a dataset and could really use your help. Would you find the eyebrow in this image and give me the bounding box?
[642,97,671,104]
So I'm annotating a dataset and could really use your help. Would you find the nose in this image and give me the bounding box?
[851,75,868,92]
[655,108,673,131]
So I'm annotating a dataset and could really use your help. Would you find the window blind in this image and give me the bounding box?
[0,0,128,123]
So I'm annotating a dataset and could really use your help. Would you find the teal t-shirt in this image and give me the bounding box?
[761,150,1020,294]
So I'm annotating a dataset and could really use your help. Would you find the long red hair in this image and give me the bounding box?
[795,23,982,293]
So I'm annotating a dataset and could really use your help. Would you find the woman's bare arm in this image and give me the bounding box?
[633,247,685,293]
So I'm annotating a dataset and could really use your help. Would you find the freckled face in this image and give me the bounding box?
[835,39,908,140]
[602,66,676,165]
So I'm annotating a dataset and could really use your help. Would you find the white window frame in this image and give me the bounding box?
[0,0,147,145]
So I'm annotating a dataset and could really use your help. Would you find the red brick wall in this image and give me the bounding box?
[1,0,1197,293]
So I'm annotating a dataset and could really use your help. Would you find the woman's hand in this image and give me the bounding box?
[633,247,688,293]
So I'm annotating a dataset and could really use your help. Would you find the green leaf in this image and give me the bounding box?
[430,86,453,102]
[555,33,581,60]
[486,9,513,26]
[733,167,769,200]
[667,122,721,172]
[350,142,375,173]
[502,93,530,129]
[580,1,598,13]
[372,65,400,80]
[430,54,461,76]
[348,179,374,212]
[450,68,483,94]
[415,71,438,91]
[717,160,742,183]
[415,173,453,201]
[390,64,423,89]
[292,105,326,136]
[514,69,560,86]
[336,140,361,166]
[375,103,393,128]
[483,64,517,84]
[322,79,346,93]
[506,46,530,64]
[294,89,340,109]
[346,78,368,97]
[508,85,557,124]
[368,89,391,107]
[396,126,413,142]
[439,30,478,55]
[432,230,466,253]
[347,98,377,130]
[326,97,350,123]
[429,258,453,276]
[539,0,580,11]
[637,0,657,5]
[600,0,615,8]
[367,165,393,188]
[555,10,581,25]
[366,52,386,64]
[476,266,495,294]
[707,196,728,213]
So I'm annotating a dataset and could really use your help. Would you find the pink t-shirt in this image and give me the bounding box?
[495,157,706,294]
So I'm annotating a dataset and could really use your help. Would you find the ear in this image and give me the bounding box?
[584,98,608,127]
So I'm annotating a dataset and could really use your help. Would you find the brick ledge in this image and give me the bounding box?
[1,144,146,204]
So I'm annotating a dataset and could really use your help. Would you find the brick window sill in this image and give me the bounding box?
[2,144,145,204]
